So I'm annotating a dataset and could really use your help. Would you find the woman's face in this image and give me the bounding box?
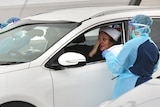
[98,32,114,51]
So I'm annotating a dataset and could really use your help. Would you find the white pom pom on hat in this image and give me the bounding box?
[99,27,121,41]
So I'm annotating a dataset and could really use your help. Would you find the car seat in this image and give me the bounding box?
[65,35,91,59]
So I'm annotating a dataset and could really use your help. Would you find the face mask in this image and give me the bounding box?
[131,31,136,39]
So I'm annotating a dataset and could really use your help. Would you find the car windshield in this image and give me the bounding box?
[0,22,78,64]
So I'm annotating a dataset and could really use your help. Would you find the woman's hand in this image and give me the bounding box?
[88,39,100,57]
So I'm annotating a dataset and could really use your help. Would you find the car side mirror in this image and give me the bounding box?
[58,52,86,66]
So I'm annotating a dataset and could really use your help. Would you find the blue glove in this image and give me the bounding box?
[7,17,20,24]
[102,50,109,58]
[0,22,8,29]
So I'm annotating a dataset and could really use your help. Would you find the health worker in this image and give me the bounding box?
[102,14,159,99]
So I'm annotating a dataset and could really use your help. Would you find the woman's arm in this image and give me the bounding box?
[88,39,100,57]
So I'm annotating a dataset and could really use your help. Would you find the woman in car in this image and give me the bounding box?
[88,26,122,60]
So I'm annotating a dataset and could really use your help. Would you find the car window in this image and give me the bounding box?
[46,22,126,70]
[0,23,78,64]
[65,22,124,63]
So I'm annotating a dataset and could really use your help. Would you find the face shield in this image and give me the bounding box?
[128,21,150,39]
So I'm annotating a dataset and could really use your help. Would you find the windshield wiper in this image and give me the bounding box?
[0,62,24,65]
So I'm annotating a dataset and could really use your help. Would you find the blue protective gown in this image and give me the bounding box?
[103,34,159,99]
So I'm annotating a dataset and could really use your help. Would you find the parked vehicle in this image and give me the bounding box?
[99,77,160,107]
[0,6,160,107]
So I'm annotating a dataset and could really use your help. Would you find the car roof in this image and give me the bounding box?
[24,6,160,22]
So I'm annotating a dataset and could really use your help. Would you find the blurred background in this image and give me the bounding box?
[0,0,159,22]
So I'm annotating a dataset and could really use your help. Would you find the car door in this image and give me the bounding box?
[46,22,126,107]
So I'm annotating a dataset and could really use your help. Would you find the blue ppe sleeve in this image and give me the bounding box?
[104,34,151,75]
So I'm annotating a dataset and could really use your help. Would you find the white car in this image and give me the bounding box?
[99,78,160,107]
[0,6,160,107]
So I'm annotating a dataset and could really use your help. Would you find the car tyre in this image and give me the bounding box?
[0,101,35,107]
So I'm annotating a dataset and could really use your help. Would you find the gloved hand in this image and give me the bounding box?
[102,50,109,58]
[0,22,8,29]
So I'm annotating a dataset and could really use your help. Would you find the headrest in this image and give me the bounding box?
[72,35,86,43]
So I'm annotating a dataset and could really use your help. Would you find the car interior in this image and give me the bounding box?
[65,23,123,63]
